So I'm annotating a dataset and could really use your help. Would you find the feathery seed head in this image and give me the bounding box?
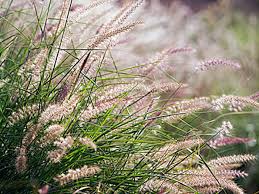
[88,21,143,49]
[15,146,28,173]
[207,154,256,168]
[196,59,241,72]
[15,155,28,173]
[79,137,97,151]
[212,95,259,112]
[47,136,74,163]
[163,97,211,122]
[155,138,204,159]
[214,121,233,138]
[140,179,179,193]
[209,137,255,149]
[8,105,38,126]
[54,165,101,185]
[47,149,66,163]
[54,136,74,150]
[40,124,65,147]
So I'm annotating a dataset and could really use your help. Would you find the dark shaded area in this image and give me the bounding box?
[161,0,259,13]
[161,0,216,11]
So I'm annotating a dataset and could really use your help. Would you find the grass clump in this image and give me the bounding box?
[0,1,258,193]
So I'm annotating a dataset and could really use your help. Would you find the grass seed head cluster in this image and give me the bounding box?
[0,0,258,193]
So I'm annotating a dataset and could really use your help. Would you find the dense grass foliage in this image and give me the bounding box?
[0,1,258,193]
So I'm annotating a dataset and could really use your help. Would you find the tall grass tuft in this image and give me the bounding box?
[0,0,258,193]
